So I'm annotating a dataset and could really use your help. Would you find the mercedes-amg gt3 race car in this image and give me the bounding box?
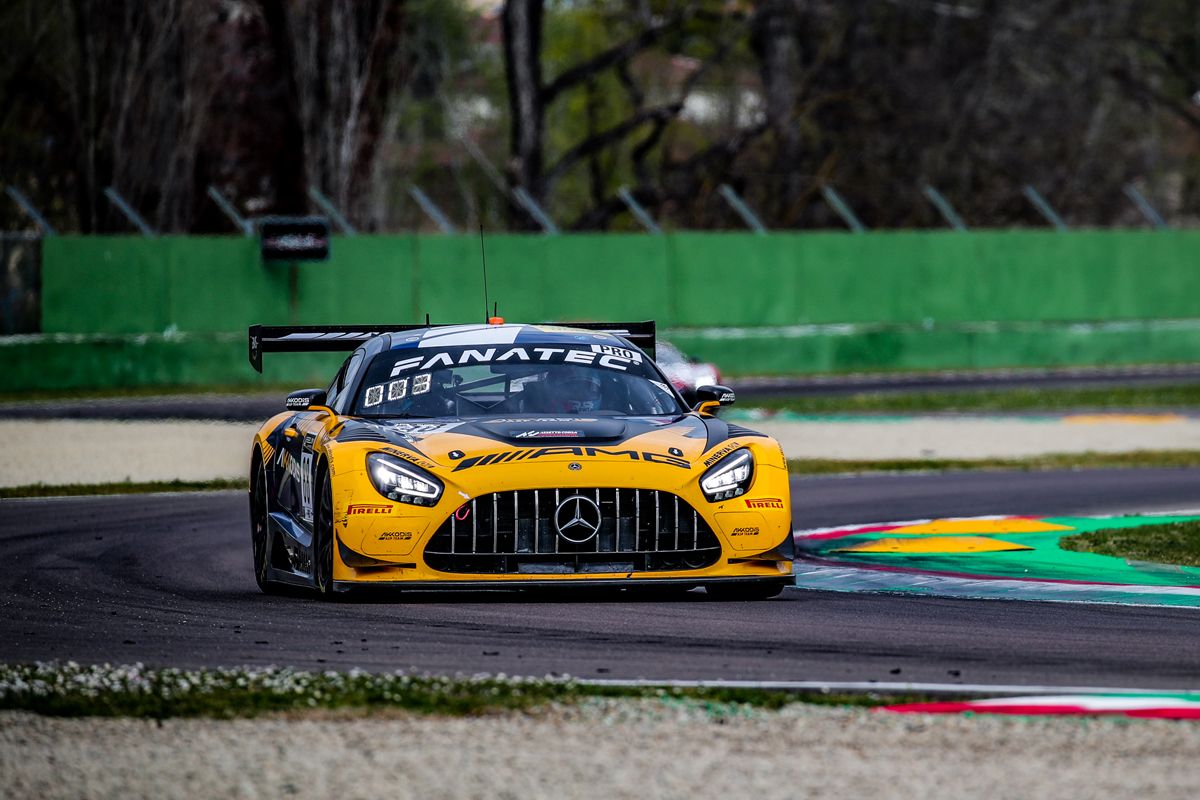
[247,321,794,599]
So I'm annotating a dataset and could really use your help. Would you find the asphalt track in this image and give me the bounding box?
[2,468,1199,688]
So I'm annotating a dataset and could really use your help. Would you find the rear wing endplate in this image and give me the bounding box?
[249,324,421,372]
[248,321,655,372]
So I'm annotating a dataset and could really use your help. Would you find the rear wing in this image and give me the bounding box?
[248,321,655,372]
[548,321,655,359]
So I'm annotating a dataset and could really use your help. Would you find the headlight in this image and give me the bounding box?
[367,453,443,506]
[699,448,754,502]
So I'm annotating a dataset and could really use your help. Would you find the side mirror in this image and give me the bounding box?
[692,384,735,415]
[285,388,328,412]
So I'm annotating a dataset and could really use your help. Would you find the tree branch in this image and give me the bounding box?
[1109,65,1200,135]
[541,14,682,104]
[544,102,682,184]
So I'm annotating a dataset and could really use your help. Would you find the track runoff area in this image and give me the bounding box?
[2,466,1199,719]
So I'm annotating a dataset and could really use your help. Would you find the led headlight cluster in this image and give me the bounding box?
[699,448,754,502]
[367,453,443,506]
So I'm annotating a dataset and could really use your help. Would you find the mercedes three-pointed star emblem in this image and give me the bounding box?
[553,495,602,544]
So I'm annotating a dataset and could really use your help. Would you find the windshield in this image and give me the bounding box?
[352,343,684,418]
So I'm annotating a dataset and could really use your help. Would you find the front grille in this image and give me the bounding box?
[424,488,721,574]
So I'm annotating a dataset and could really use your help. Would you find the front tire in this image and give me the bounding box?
[249,454,279,594]
[312,466,336,598]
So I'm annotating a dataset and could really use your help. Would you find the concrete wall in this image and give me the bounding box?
[5,230,1198,391]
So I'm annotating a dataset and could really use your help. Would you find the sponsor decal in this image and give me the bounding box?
[589,343,642,363]
[347,504,392,515]
[452,446,691,472]
[379,447,438,471]
[390,346,639,377]
[719,391,736,404]
[377,531,413,541]
[263,233,326,252]
[487,417,590,424]
[285,396,311,409]
[386,422,461,438]
[276,444,315,523]
[745,497,785,510]
[514,429,583,439]
[702,442,739,468]
[259,218,330,262]
[730,526,760,537]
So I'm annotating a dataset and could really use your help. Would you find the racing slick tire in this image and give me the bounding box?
[249,454,283,595]
[313,464,338,598]
[704,579,789,601]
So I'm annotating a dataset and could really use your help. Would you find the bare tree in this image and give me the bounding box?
[502,0,545,212]
[750,0,804,224]
[285,0,408,229]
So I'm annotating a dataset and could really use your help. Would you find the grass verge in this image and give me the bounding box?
[1061,520,1200,568]
[755,384,1200,415]
[787,449,1200,475]
[0,662,933,719]
[0,478,243,499]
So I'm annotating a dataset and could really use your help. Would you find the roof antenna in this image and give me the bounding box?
[479,224,489,324]
[425,312,430,326]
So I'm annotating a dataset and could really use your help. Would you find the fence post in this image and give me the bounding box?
[206,186,253,236]
[103,187,157,236]
[820,186,867,232]
[717,184,767,234]
[4,186,57,235]
[308,188,357,235]
[408,186,457,234]
[617,186,662,234]
[921,184,968,231]
[460,137,559,234]
[512,187,560,234]
[1122,184,1169,230]
[1021,185,1069,231]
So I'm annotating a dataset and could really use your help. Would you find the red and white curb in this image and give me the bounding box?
[881,694,1200,719]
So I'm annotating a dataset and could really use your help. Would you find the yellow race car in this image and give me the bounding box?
[247,321,793,599]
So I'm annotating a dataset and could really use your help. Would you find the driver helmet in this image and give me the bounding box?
[557,367,603,413]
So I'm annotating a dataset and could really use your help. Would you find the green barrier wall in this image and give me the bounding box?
[6,230,1198,391]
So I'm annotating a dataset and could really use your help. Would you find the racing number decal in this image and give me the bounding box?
[299,432,318,523]
[299,450,314,522]
[363,374,426,408]
[274,418,325,526]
